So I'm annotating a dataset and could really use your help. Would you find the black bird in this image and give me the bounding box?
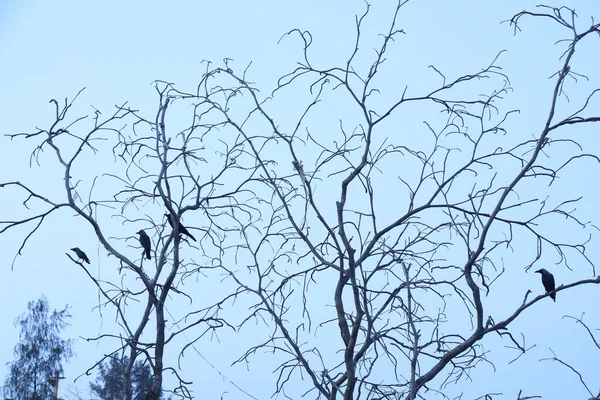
[70,247,90,264]
[535,268,556,301]
[165,212,196,242]
[136,230,152,260]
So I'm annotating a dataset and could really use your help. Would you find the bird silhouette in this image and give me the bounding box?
[535,268,556,301]
[70,247,90,264]
[165,212,196,242]
[136,230,152,260]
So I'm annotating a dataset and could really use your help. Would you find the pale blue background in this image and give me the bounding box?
[1,1,599,399]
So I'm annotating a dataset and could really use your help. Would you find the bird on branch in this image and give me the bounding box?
[535,268,556,301]
[136,230,152,260]
[165,212,196,242]
[70,247,90,264]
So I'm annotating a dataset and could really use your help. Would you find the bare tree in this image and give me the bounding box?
[2,2,600,400]
[540,314,600,400]
[168,3,599,400]
[0,79,263,398]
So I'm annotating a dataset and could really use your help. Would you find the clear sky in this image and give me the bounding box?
[1,1,600,399]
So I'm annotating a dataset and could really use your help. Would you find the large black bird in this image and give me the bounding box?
[165,212,196,242]
[70,247,90,264]
[535,268,556,301]
[136,230,152,260]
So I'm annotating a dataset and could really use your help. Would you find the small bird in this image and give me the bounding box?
[165,212,196,242]
[535,268,556,301]
[136,230,152,260]
[70,247,90,264]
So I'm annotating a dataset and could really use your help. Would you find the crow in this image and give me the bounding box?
[136,230,152,260]
[165,212,196,242]
[70,247,90,264]
[535,268,556,301]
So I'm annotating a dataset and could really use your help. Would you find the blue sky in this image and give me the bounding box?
[1,1,600,399]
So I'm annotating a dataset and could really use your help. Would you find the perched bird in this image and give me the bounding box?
[70,247,90,264]
[165,212,196,242]
[136,230,152,260]
[535,268,556,301]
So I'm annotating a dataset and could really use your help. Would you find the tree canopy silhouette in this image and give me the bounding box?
[2,296,73,400]
[90,355,156,400]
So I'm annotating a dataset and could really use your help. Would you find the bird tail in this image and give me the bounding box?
[550,292,556,301]
[188,232,197,242]
[146,249,151,260]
